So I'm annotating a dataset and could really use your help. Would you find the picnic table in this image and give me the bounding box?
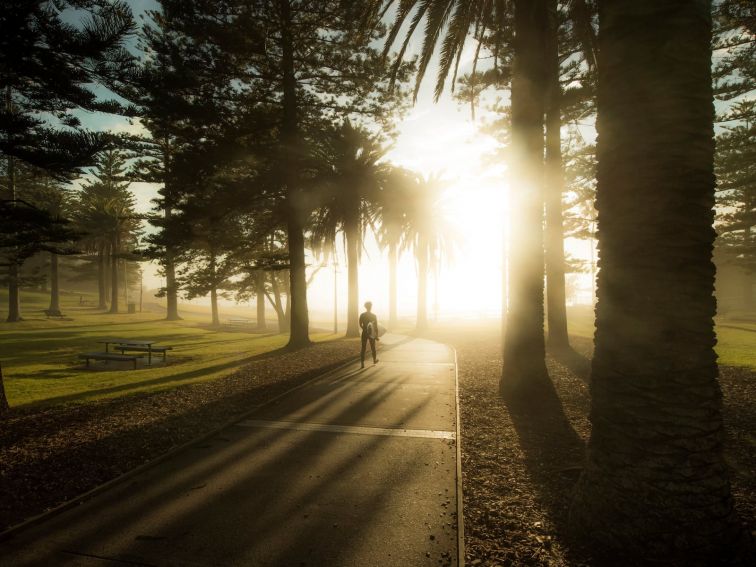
[97,339,171,365]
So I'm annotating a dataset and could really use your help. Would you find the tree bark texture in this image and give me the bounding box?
[5,149,21,323]
[279,0,310,348]
[345,216,360,337]
[500,0,550,397]
[544,0,569,350]
[48,253,60,314]
[570,1,752,562]
[389,241,398,328]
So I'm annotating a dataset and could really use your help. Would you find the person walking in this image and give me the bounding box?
[359,301,379,368]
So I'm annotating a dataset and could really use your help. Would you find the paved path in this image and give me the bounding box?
[0,335,460,566]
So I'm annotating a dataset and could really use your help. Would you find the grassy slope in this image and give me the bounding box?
[0,289,336,408]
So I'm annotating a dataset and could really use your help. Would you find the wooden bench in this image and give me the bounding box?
[115,345,173,361]
[228,318,254,325]
[79,352,139,369]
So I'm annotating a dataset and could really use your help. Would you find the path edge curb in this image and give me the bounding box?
[452,345,466,567]
[0,353,361,543]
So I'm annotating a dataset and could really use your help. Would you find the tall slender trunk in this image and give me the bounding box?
[109,236,119,314]
[743,225,753,310]
[164,205,181,320]
[416,238,428,330]
[210,288,219,326]
[48,253,60,314]
[5,87,21,323]
[388,241,398,328]
[6,262,21,322]
[209,251,220,326]
[97,243,107,309]
[500,0,550,397]
[570,1,750,561]
[279,0,310,348]
[544,0,569,350]
[270,273,286,333]
[345,216,360,337]
[256,270,267,330]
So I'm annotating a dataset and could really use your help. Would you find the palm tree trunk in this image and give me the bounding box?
[97,243,107,310]
[48,253,60,314]
[280,0,310,348]
[109,237,119,314]
[570,1,750,561]
[389,241,398,328]
[416,238,428,330]
[544,0,569,350]
[256,270,267,330]
[500,0,550,397]
[345,217,360,337]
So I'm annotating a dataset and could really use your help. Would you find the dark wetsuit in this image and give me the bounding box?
[359,311,378,365]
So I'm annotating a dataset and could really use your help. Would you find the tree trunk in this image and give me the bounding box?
[5,147,21,323]
[164,206,181,321]
[48,253,60,315]
[500,0,550,397]
[109,237,119,314]
[743,225,753,311]
[256,270,267,330]
[97,244,107,309]
[270,273,287,333]
[345,216,360,337]
[570,1,751,562]
[416,238,428,330]
[389,241,398,328]
[544,0,569,350]
[6,262,21,322]
[210,287,220,326]
[280,0,310,348]
[0,362,9,414]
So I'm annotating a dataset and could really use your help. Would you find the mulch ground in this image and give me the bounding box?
[0,338,358,532]
[433,328,756,566]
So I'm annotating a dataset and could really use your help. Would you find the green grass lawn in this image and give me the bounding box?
[0,289,337,408]
[567,305,756,370]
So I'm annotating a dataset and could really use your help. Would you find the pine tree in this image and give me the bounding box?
[0,1,137,321]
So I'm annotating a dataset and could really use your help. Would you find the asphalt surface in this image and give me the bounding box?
[0,334,460,566]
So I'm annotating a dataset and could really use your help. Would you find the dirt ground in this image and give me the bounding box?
[428,326,755,566]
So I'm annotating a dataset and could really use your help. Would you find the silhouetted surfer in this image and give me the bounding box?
[359,301,379,368]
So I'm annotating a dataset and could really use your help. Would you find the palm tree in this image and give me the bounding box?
[569,1,750,562]
[377,167,414,328]
[366,0,554,394]
[311,120,390,337]
[402,173,456,330]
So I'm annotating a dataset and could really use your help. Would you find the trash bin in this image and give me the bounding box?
[127,303,136,314]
